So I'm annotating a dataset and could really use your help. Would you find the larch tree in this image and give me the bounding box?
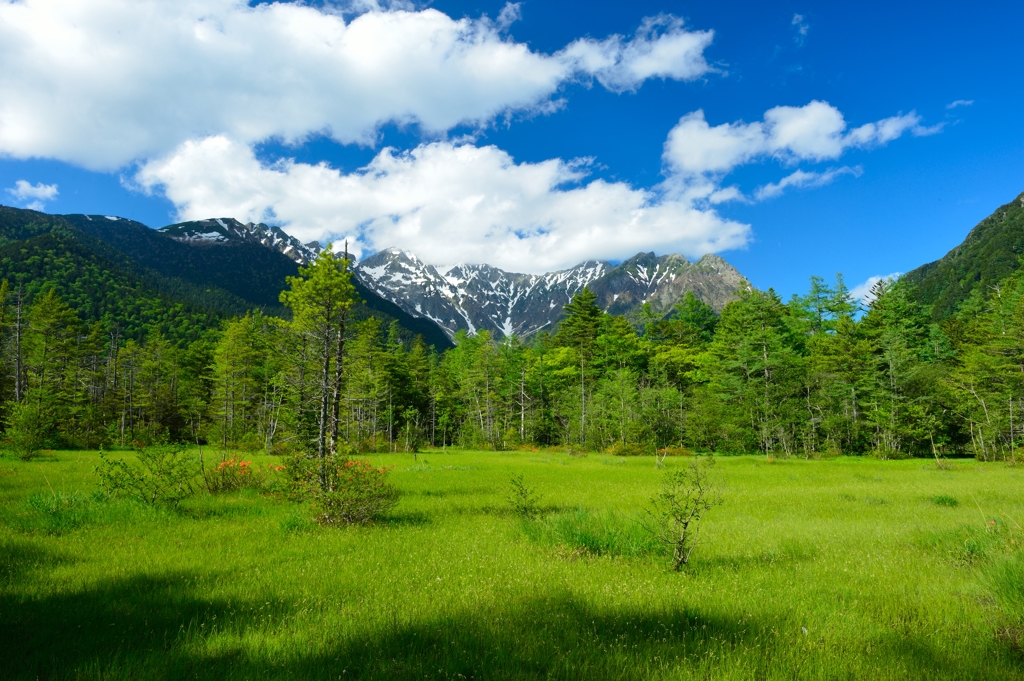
[280,247,357,483]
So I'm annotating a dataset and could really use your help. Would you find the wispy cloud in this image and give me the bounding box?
[5,180,58,211]
[946,99,974,109]
[791,13,809,44]
[755,166,861,200]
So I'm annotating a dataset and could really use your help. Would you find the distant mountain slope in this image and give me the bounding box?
[0,206,453,349]
[903,191,1024,320]
[66,214,296,315]
[70,213,452,348]
[354,248,744,339]
[0,206,222,343]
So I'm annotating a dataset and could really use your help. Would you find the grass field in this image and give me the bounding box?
[2,449,1023,680]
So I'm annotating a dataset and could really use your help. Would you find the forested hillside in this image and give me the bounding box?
[0,206,451,349]
[903,190,1024,320]
[0,207,226,344]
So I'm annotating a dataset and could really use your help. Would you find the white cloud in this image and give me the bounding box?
[133,97,938,271]
[754,166,861,200]
[850,272,901,304]
[5,179,58,210]
[946,99,974,109]
[664,102,934,180]
[561,15,715,93]
[6,179,58,201]
[0,0,716,170]
[135,136,750,273]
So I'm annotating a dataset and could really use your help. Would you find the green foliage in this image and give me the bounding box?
[96,444,200,506]
[986,551,1024,627]
[646,456,723,570]
[10,202,1024,462]
[0,228,222,345]
[609,441,650,457]
[307,458,400,525]
[201,453,284,494]
[506,473,542,518]
[5,399,53,459]
[932,494,960,507]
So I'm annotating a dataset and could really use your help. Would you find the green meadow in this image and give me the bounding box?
[2,450,1023,680]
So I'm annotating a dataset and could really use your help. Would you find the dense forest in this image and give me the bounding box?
[4,238,1024,462]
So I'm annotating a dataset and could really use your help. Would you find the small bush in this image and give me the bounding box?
[308,458,400,525]
[609,442,650,457]
[932,494,959,507]
[96,444,200,506]
[645,456,723,571]
[507,474,542,518]
[202,454,285,493]
[5,400,55,460]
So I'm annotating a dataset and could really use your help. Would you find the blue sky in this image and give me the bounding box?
[1,0,1022,300]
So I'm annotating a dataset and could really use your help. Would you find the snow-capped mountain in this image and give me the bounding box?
[353,249,745,340]
[158,218,323,265]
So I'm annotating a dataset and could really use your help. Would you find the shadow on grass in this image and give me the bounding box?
[0,537,72,584]
[0,565,282,681]
[2,570,1016,680]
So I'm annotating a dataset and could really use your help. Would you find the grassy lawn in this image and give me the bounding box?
[2,449,1023,680]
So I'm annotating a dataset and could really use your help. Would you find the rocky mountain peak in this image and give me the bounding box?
[352,248,745,340]
[158,217,323,265]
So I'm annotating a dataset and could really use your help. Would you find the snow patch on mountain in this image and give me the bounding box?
[349,249,743,340]
[158,217,323,265]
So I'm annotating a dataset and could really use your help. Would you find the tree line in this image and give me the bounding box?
[3,247,1023,461]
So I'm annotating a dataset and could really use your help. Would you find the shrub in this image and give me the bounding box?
[644,456,723,571]
[609,442,650,457]
[507,474,542,518]
[5,400,56,460]
[96,443,200,506]
[201,453,285,493]
[657,446,693,457]
[307,458,399,525]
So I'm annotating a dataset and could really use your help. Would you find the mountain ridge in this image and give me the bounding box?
[352,248,745,339]
[903,190,1024,320]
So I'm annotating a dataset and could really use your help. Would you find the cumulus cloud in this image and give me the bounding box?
[946,99,974,109]
[133,97,937,270]
[5,179,58,211]
[135,136,750,273]
[850,273,901,304]
[754,166,861,200]
[0,0,716,169]
[664,102,934,180]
